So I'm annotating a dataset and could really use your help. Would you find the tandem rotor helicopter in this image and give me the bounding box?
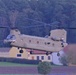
[0,25,68,56]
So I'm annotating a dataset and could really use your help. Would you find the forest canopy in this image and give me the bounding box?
[0,0,76,47]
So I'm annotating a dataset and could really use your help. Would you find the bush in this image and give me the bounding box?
[37,61,52,75]
[59,54,68,66]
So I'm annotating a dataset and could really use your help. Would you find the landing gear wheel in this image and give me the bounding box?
[46,52,49,55]
[50,52,52,54]
[57,53,60,56]
[19,50,23,53]
[30,51,33,54]
[62,45,64,47]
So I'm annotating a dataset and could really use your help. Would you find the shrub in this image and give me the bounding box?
[37,61,52,75]
[59,54,68,66]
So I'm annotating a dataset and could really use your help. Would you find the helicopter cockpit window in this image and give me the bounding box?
[6,34,16,40]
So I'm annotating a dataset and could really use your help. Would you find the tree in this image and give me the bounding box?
[65,48,76,65]
[63,44,76,65]
[37,61,52,75]
[60,49,76,66]
[59,54,68,66]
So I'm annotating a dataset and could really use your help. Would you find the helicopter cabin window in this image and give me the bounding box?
[29,40,31,43]
[52,43,55,46]
[45,42,46,45]
[37,41,39,44]
[45,42,50,45]
[21,38,23,41]
[47,42,50,44]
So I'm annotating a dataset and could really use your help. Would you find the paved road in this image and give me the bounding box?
[0,66,76,74]
[51,66,76,75]
[0,66,37,74]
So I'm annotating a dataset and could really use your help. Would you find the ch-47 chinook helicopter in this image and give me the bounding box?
[3,27,68,56]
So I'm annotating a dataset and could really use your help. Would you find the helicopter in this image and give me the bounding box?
[3,27,68,56]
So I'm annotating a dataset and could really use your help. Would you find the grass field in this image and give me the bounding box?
[0,61,61,67]
[0,62,37,67]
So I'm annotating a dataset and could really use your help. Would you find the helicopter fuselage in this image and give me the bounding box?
[4,29,67,53]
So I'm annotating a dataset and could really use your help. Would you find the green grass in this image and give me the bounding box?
[0,61,64,67]
[0,62,60,67]
[0,62,37,67]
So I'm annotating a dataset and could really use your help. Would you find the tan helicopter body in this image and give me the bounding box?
[4,28,67,55]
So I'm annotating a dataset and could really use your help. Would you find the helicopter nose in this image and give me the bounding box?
[4,39,16,43]
[4,34,16,43]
